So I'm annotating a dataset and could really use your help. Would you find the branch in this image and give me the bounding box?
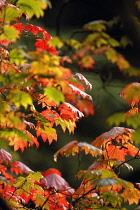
[71,186,96,207]
[115,148,140,170]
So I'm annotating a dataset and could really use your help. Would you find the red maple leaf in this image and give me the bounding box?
[43,31,52,40]
[12,23,25,34]
[41,168,74,194]
[10,161,33,175]
[0,148,12,164]
[35,39,57,53]
[25,24,44,35]
[41,109,59,122]
[76,99,94,116]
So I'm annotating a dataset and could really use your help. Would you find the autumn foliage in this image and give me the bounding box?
[1,0,140,209]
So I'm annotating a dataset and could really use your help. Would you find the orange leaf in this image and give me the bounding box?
[54,140,102,162]
[54,140,78,162]
[103,144,128,161]
[10,161,33,175]
[78,55,95,69]
[74,73,92,90]
[76,99,94,116]
[36,123,57,144]
[91,127,134,149]
[125,107,139,117]
[119,82,140,107]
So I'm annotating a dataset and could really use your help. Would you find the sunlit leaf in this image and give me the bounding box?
[44,87,65,106]
[107,112,126,126]
[119,82,140,107]
[36,123,57,144]
[0,149,12,164]
[11,161,33,175]
[78,55,95,69]
[54,140,78,161]
[0,7,20,21]
[74,72,92,90]
[92,127,134,149]
[17,0,45,18]
[0,25,19,42]
[69,84,92,100]
[76,99,94,116]
[54,141,102,162]
[42,172,74,193]
[7,90,32,108]
[49,36,64,49]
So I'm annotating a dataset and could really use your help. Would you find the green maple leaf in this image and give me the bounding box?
[28,172,42,182]
[49,36,64,49]
[17,0,44,18]
[0,7,20,21]
[7,90,32,109]
[44,87,64,106]
[0,25,19,42]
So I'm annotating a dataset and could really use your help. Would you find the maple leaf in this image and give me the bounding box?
[125,107,139,117]
[116,54,130,70]
[123,182,140,205]
[10,161,33,175]
[74,73,92,90]
[88,159,112,171]
[41,109,59,122]
[35,39,57,53]
[0,25,19,43]
[119,82,140,107]
[69,84,92,100]
[55,118,76,133]
[7,90,32,109]
[41,168,74,194]
[25,24,44,35]
[38,94,56,108]
[33,193,49,209]
[48,36,64,48]
[0,128,33,151]
[54,140,79,162]
[64,102,84,118]
[36,123,57,144]
[78,55,95,70]
[0,149,12,164]
[76,99,94,116]
[0,46,9,58]
[42,168,62,177]
[12,23,25,34]
[43,87,65,106]
[84,20,106,31]
[103,143,128,161]
[54,141,102,162]
[0,165,7,175]
[91,127,134,149]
